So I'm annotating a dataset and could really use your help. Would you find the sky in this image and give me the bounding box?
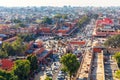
[0,0,120,7]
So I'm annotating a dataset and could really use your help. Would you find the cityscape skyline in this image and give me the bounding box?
[0,1,120,80]
[0,0,120,7]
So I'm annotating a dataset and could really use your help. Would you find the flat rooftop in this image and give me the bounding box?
[37,50,48,58]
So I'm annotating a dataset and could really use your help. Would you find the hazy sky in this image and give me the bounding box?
[0,0,120,7]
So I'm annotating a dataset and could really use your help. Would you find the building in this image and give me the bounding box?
[93,17,120,37]
[92,41,104,53]
[26,39,53,64]
[38,21,78,36]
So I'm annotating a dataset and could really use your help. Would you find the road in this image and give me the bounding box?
[74,19,95,80]
[104,54,119,80]
[52,19,94,80]
[46,18,95,80]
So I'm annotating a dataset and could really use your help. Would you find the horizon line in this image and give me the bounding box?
[0,5,120,8]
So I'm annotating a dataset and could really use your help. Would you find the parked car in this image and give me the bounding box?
[57,75,65,80]
[46,71,53,77]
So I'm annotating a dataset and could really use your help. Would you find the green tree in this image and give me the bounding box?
[0,49,8,58]
[19,23,26,28]
[9,75,18,80]
[60,53,80,80]
[27,54,38,72]
[17,34,35,42]
[115,70,120,79]
[12,19,26,28]
[104,35,120,48]
[0,76,6,80]
[62,14,68,19]
[54,14,62,19]
[12,37,26,56]
[54,14,68,19]
[1,37,27,56]
[45,76,52,80]
[35,19,42,24]
[42,17,52,24]
[114,52,120,67]
[12,19,21,23]
[1,42,12,53]
[13,23,26,28]
[92,14,98,19]
[1,42,14,56]
[0,69,18,80]
[78,15,88,27]
[14,60,30,80]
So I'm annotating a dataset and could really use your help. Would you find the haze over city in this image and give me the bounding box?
[0,0,120,7]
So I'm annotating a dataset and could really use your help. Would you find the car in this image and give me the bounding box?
[104,62,110,65]
[53,57,59,62]
[58,71,65,76]
[54,65,59,70]
[54,62,57,66]
[57,78,65,80]
[46,71,53,77]
[57,75,65,80]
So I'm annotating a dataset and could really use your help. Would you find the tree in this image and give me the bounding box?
[12,19,26,28]
[115,70,120,79]
[9,75,18,80]
[54,14,68,19]
[60,53,80,80]
[12,19,21,23]
[17,34,35,42]
[78,15,88,27]
[27,54,38,72]
[14,60,30,80]
[104,35,120,48]
[1,42,14,56]
[42,17,52,24]
[12,37,27,56]
[62,14,68,19]
[19,23,26,28]
[0,76,6,80]
[1,42,12,53]
[0,69,18,80]
[114,52,120,67]
[0,37,27,56]
[35,19,42,24]
[45,76,52,80]
[92,14,98,19]
[0,49,8,58]
[54,14,62,19]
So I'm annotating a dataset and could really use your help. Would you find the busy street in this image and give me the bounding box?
[34,18,95,80]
